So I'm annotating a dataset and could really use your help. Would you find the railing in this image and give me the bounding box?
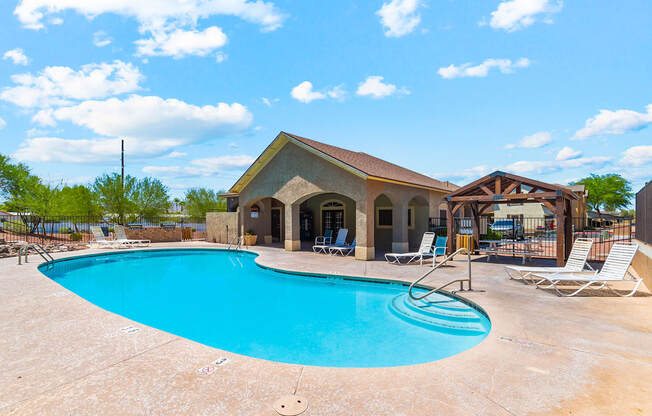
[18,243,54,265]
[408,247,474,299]
[227,235,243,250]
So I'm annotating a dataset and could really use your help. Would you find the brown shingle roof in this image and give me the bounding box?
[283,132,457,192]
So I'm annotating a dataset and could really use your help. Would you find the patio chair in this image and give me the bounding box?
[504,238,594,284]
[114,225,151,247]
[315,229,333,246]
[384,232,435,265]
[313,228,348,254]
[432,236,448,266]
[329,239,356,256]
[532,243,641,297]
[90,226,116,249]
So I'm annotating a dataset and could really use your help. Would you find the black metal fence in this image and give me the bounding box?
[429,216,633,262]
[0,215,207,245]
[636,182,651,245]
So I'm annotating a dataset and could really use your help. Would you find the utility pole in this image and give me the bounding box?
[121,139,125,190]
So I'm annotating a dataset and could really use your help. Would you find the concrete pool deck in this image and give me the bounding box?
[1,242,651,415]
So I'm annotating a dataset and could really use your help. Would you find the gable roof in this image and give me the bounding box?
[446,170,579,202]
[229,131,457,193]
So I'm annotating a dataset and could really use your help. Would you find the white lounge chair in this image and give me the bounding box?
[315,229,333,246]
[114,225,151,247]
[329,239,356,256]
[504,238,594,284]
[313,228,348,254]
[385,232,436,265]
[90,226,116,249]
[532,243,641,297]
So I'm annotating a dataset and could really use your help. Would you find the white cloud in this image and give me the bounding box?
[1,60,143,108]
[291,81,326,103]
[620,145,652,167]
[143,155,255,177]
[0,117,6,130]
[571,104,652,140]
[166,151,187,158]
[327,84,346,101]
[438,58,530,79]
[13,136,183,163]
[14,0,286,32]
[488,0,562,32]
[556,146,581,161]
[93,31,112,47]
[216,51,228,63]
[505,156,611,176]
[505,131,552,149]
[135,26,227,58]
[356,76,408,99]
[376,0,422,38]
[33,94,253,141]
[435,156,611,183]
[3,48,29,65]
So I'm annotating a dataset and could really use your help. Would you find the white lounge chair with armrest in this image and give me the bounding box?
[315,229,333,246]
[384,232,435,265]
[90,226,116,249]
[313,228,348,254]
[504,238,594,284]
[329,239,356,256]
[532,243,641,297]
[114,225,151,247]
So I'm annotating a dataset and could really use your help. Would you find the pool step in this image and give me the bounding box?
[389,294,487,335]
[406,292,476,312]
[403,295,480,322]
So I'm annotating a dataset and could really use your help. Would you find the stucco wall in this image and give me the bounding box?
[125,228,181,243]
[206,212,239,244]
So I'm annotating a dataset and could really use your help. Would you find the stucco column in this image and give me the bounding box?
[392,200,409,253]
[284,203,301,251]
[355,196,375,260]
[262,198,273,244]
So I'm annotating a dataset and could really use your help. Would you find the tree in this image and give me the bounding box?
[133,177,169,219]
[93,173,137,223]
[58,185,102,216]
[184,188,226,218]
[0,154,30,201]
[573,174,633,217]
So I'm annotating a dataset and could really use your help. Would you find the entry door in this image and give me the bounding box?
[322,209,344,236]
[271,209,281,242]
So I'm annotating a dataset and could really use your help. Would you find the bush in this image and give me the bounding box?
[70,232,82,241]
[482,229,503,240]
[59,227,72,234]
[1,220,28,234]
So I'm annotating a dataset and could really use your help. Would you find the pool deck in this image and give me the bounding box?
[1,242,651,415]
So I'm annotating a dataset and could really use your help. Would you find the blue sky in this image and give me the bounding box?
[0,0,650,199]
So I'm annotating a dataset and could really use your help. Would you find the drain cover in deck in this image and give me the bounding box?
[272,395,308,415]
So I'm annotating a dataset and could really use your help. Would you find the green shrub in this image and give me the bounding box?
[70,232,82,241]
[59,227,72,234]
[482,229,503,240]
[2,220,28,233]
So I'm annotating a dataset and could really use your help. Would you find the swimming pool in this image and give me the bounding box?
[40,249,490,367]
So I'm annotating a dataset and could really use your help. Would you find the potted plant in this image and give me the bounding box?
[243,230,258,246]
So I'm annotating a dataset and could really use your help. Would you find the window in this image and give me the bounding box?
[375,206,415,229]
[250,204,260,218]
[320,200,346,234]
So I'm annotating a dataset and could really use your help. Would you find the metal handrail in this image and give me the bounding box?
[408,247,473,300]
[32,243,54,262]
[227,235,246,250]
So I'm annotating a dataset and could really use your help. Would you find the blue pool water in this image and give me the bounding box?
[40,249,490,367]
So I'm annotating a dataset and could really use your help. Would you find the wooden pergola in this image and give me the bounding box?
[445,171,579,266]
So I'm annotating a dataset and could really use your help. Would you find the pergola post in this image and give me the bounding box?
[555,196,565,266]
[446,201,455,254]
[564,198,573,260]
[471,202,480,253]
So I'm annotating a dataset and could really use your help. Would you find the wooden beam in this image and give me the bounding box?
[479,185,494,196]
[555,197,565,266]
[541,199,555,213]
[478,203,493,215]
[446,202,455,254]
[451,203,463,215]
[471,202,480,252]
[502,181,521,195]
[495,175,502,194]
[564,198,573,260]
[448,191,561,202]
